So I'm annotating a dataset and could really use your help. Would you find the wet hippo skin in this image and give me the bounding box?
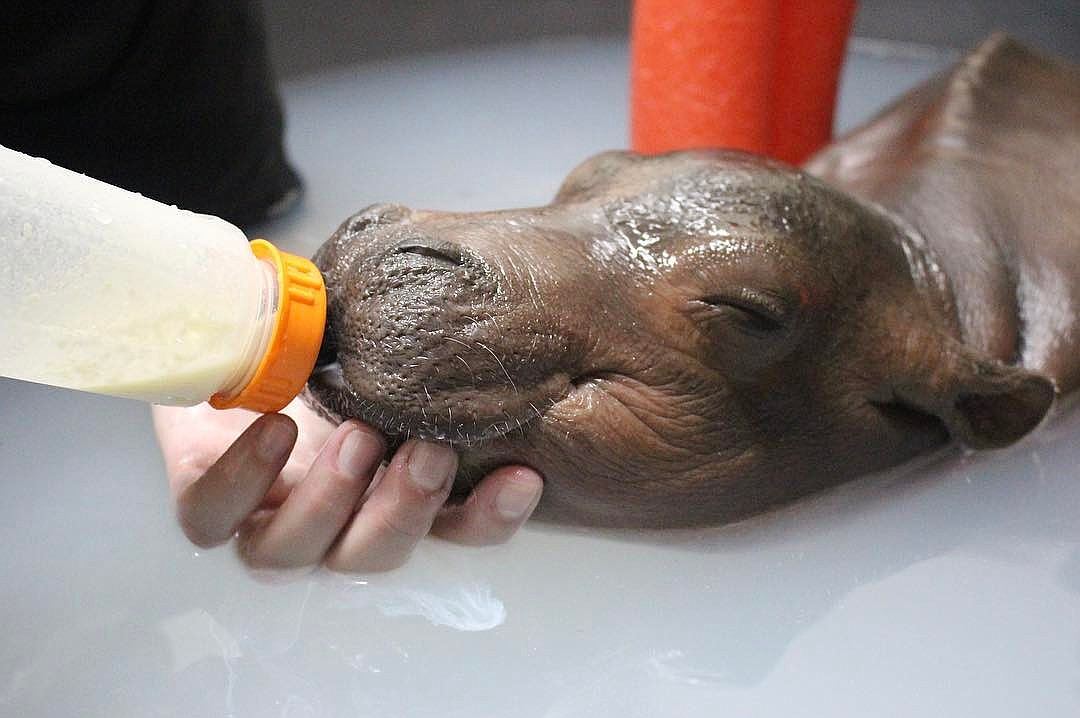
[306,36,1077,528]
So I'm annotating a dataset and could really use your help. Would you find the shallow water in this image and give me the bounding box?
[4,38,1078,717]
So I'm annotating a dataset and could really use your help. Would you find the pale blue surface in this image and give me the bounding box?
[2,39,1078,717]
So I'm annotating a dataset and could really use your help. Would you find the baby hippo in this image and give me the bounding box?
[307,36,1078,528]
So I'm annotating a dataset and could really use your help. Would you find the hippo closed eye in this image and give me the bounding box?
[306,36,1077,528]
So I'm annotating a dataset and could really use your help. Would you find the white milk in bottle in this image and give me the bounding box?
[0,144,325,411]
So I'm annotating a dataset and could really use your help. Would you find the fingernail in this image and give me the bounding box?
[255,419,293,463]
[407,442,457,492]
[495,477,542,521]
[337,426,379,476]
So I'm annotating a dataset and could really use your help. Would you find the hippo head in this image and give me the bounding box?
[306,150,1054,528]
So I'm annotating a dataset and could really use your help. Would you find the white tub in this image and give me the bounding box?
[3,39,1078,717]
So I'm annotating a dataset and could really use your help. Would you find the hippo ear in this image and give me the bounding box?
[887,332,1056,449]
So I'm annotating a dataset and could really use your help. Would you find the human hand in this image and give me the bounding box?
[152,398,543,573]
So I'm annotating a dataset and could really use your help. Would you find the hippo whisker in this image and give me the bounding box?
[483,313,503,336]
[444,336,473,349]
[476,340,517,394]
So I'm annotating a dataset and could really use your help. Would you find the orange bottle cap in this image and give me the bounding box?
[210,239,327,413]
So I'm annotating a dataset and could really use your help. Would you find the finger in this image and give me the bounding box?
[279,396,339,480]
[238,421,385,570]
[174,414,297,548]
[325,440,457,573]
[261,399,345,507]
[432,466,543,545]
[153,403,260,495]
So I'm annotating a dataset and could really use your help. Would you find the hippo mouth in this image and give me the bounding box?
[303,359,591,449]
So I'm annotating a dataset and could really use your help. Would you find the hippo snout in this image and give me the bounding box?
[306,204,589,447]
[312,230,484,371]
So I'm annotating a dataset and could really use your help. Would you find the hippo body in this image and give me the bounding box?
[809,34,1080,394]
[307,36,1077,528]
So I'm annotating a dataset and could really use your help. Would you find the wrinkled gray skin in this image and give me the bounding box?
[307,36,1076,528]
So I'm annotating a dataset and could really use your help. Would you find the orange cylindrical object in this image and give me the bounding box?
[631,0,779,156]
[772,0,857,164]
[630,0,856,166]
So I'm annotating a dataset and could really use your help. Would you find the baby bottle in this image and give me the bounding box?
[0,144,326,412]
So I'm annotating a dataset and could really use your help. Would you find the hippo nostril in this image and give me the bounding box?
[394,240,465,267]
[344,203,410,235]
